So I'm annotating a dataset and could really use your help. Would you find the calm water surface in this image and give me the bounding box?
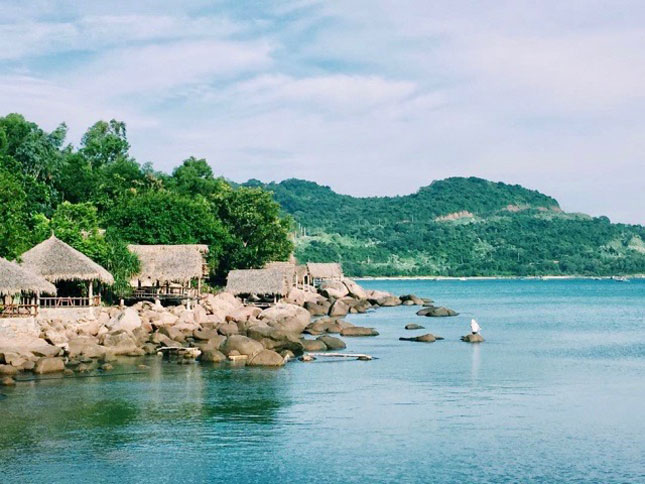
[1,279,644,483]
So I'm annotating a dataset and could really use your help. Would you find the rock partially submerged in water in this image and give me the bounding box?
[199,349,227,363]
[340,326,379,337]
[34,357,65,374]
[399,333,443,343]
[400,294,425,306]
[1,376,16,386]
[461,334,484,343]
[316,335,346,350]
[247,349,285,367]
[416,306,459,317]
[405,323,425,330]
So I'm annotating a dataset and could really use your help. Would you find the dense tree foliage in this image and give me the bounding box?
[0,113,294,290]
[252,178,645,277]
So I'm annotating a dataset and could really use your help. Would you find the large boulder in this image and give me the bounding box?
[31,344,62,358]
[100,331,139,355]
[247,349,285,367]
[220,335,264,357]
[304,300,331,316]
[106,308,142,333]
[343,278,368,300]
[151,331,180,347]
[301,339,328,351]
[159,326,186,343]
[246,327,304,355]
[43,328,68,346]
[284,287,307,306]
[155,311,179,327]
[67,337,106,359]
[202,292,244,320]
[417,306,459,317]
[352,300,372,313]
[193,335,227,351]
[34,357,65,374]
[319,280,349,299]
[461,333,484,343]
[259,303,311,334]
[405,323,425,330]
[217,322,239,336]
[316,335,346,350]
[305,317,353,335]
[227,306,262,323]
[199,349,227,363]
[376,295,401,307]
[400,294,424,305]
[366,289,393,304]
[329,299,350,317]
[0,364,18,376]
[340,326,379,337]
[399,333,443,343]
[193,328,219,341]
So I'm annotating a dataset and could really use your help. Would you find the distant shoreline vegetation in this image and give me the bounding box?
[248,178,645,277]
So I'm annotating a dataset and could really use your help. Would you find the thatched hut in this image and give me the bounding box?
[0,258,57,317]
[306,262,343,286]
[20,235,114,308]
[264,261,316,291]
[128,244,209,300]
[226,268,290,303]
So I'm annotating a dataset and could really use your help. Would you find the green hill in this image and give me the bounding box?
[251,177,645,277]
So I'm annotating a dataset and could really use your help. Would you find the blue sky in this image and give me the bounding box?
[1,0,644,223]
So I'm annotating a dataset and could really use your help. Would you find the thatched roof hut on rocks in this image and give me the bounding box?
[306,262,343,286]
[226,268,290,303]
[20,235,113,307]
[127,244,209,300]
[0,258,57,297]
[0,258,57,317]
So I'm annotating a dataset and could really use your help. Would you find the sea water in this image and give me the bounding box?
[1,279,644,483]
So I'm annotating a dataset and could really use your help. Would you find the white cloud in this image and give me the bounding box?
[0,1,644,224]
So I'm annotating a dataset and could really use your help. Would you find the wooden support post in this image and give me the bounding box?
[88,281,93,306]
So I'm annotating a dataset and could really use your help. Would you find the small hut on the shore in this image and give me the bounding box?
[0,258,57,317]
[20,235,114,308]
[264,261,314,291]
[128,244,209,300]
[226,268,290,304]
[306,262,343,287]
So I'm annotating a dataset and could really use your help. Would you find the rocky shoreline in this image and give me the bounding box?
[0,279,474,387]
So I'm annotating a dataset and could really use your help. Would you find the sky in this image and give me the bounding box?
[1,0,644,224]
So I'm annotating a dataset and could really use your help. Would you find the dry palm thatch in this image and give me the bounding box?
[20,235,114,284]
[226,268,290,296]
[265,261,296,284]
[306,262,343,280]
[0,257,57,296]
[295,264,308,280]
[128,244,209,286]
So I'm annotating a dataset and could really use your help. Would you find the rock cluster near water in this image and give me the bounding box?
[0,278,412,380]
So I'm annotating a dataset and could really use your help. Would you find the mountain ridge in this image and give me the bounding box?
[246,177,645,277]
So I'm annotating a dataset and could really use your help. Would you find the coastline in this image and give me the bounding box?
[355,274,645,281]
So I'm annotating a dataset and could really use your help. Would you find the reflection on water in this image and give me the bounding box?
[1,279,644,483]
[470,343,481,382]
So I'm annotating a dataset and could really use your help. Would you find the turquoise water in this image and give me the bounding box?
[1,279,644,483]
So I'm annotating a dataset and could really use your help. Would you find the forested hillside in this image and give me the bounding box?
[0,114,293,293]
[253,178,645,277]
